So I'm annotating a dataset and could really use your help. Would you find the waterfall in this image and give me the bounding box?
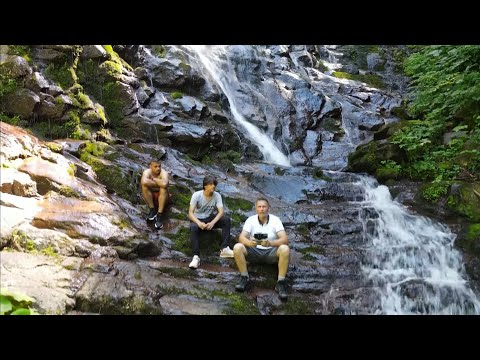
[319,45,343,73]
[184,45,291,167]
[357,176,480,314]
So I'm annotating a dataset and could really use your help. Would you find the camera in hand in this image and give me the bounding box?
[253,233,268,240]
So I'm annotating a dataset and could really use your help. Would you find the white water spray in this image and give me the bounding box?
[358,176,480,314]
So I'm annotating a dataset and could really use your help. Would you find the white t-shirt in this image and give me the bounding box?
[190,190,223,219]
[242,214,285,249]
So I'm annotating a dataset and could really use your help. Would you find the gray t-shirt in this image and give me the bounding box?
[190,190,223,219]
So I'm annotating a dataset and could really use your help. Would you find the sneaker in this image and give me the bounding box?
[146,208,157,221]
[220,246,234,258]
[189,255,200,269]
[235,276,249,292]
[275,280,288,300]
[154,214,164,229]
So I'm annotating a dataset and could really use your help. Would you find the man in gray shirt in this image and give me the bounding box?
[188,175,233,269]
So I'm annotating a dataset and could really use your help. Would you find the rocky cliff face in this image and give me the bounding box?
[1,45,478,314]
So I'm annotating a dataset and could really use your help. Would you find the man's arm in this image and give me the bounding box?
[204,206,223,230]
[262,230,288,247]
[153,169,169,189]
[188,204,206,230]
[238,230,257,247]
[141,169,157,188]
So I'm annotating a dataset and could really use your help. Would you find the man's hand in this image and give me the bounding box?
[197,221,206,230]
[248,237,258,247]
[204,222,215,230]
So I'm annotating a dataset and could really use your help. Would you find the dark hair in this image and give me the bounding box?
[255,197,270,206]
[203,175,218,189]
[149,160,161,166]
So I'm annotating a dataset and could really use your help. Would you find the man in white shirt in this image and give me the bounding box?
[187,175,234,269]
[233,197,290,300]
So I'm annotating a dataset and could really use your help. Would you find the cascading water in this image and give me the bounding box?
[183,45,291,167]
[357,176,480,314]
[144,45,479,313]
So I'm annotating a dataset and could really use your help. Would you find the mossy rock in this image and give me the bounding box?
[279,296,315,315]
[167,226,225,256]
[375,166,401,183]
[169,183,193,212]
[208,289,260,315]
[348,140,405,175]
[76,294,163,315]
[79,152,136,202]
[224,196,253,227]
[332,71,384,89]
[456,223,480,258]
[373,121,408,141]
[447,182,480,222]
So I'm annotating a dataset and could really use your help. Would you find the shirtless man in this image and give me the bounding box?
[141,160,169,229]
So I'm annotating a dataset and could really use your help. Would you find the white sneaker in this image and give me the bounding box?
[220,246,234,258]
[189,255,200,269]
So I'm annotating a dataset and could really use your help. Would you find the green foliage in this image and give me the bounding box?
[102,45,133,71]
[376,160,402,182]
[169,184,193,210]
[422,181,449,202]
[168,226,193,255]
[456,223,480,257]
[209,289,260,315]
[41,245,58,258]
[405,46,480,126]
[44,62,76,89]
[152,45,167,58]
[391,120,442,159]
[168,225,222,256]
[0,288,39,315]
[0,73,18,97]
[224,197,253,212]
[467,224,480,241]
[224,197,252,227]
[77,58,124,128]
[58,185,81,198]
[332,71,384,89]
[7,45,32,63]
[203,150,241,172]
[81,141,107,157]
[388,46,480,205]
[0,113,20,126]
[100,82,124,128]
[171,91,183,99]
[46,142,62,153]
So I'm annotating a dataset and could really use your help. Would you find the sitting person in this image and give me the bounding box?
[187,175,234,269]
[233,197,290,300]
[141,159,169,230]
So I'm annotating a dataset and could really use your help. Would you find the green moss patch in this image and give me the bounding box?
[333,71,384,89]
[167,226,222,256]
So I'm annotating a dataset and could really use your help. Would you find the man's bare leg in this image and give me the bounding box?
[157,187,169,214]
[233,243,249,273]
[276,244,290,278]
[141,184,154,208]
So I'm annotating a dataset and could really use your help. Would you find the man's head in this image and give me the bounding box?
[202,175,218,192]
[149,160,162,176]
[255,197,270,216]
